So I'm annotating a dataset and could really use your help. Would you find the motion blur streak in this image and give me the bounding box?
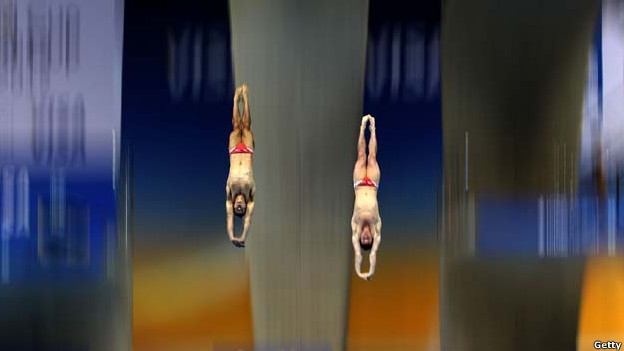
[578,1,624,349]
[229,0,369,350]
[441,0,598,350]
[0,0,129,349]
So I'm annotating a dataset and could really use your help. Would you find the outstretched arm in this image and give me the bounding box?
[351,216,366,279]
[365,218,382,280]
[226,185,235,241]
[237,186,256,247]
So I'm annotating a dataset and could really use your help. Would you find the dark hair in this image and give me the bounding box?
[233,194,246,217]
[360,241,373,251]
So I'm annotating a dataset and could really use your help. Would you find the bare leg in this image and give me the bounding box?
[240,85,254,148]
[353,115,369,182]
[233,87,242,131]
[242,84,251,130]
[366,116,380,183]
[243,130,255,150]
[229,131,242,150]
[230,87,243,148]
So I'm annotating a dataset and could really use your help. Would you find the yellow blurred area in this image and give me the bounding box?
[132,244,624,351]
[347,248,440,351]
[347,252,624,351]
[578,257,624,351]
[133,245,253,351]
[133,244,440,351]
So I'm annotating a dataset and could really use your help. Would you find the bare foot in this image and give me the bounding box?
[368,116,376,131]
[361,115,370,127]
[234,87,242,101]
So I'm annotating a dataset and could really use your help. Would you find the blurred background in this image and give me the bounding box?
[0,0,129,349]
[1,0,624,350]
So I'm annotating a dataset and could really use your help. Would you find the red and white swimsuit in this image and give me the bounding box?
[354,176,378,189]
[229,142,254,154]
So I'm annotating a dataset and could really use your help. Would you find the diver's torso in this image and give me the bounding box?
[228,154,254,198]
[354,187,379,222]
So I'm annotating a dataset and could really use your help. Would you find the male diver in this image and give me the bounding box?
[226,84,256,248]
[351,115,382,280]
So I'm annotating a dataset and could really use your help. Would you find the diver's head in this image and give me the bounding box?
[233,194,247,217]
[360,225,373,251]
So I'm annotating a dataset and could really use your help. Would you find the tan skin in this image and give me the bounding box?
[351,115,382,280]
[226,84,256,248]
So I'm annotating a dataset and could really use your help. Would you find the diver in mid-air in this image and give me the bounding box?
[351,115,382,280]
[225,84,255,248]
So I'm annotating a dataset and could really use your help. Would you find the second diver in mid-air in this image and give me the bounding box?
[351,115,382,280]
[225,84,256,248]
